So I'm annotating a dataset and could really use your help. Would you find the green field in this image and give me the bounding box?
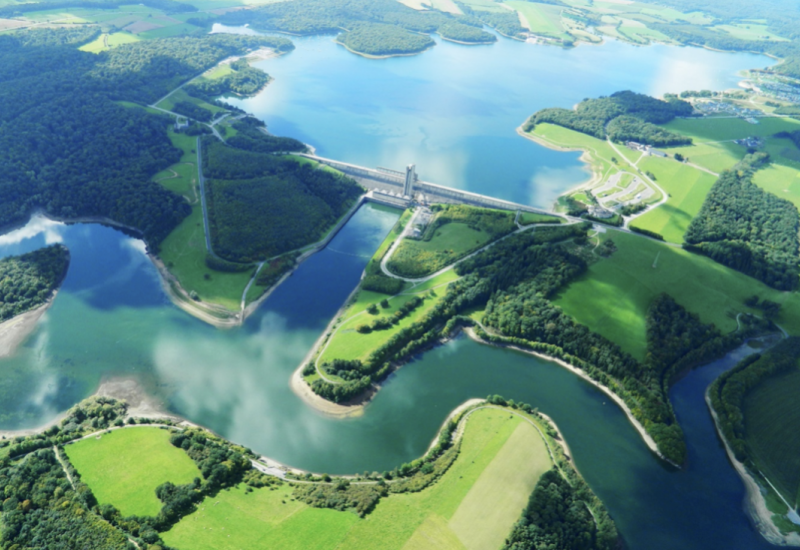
[743,366,800,507]
[163,407,552,550]
[155,131,253,310]
[156,88,226,117]
[518,212,564,225]
[554,231,800,360]
[79,32,141,53]
[386,206,516,278]
[317,270,457,366]
[65,428,200,517]
[713,23,788,42]
[628,157,717,243]
[505,1,567,38]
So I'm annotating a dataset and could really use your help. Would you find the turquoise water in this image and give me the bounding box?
[223,29,770,208]
[0,32,782,549]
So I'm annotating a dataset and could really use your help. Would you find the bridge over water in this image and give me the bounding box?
[298,154,556,216]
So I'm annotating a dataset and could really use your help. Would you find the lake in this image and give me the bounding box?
[0,30,779,549]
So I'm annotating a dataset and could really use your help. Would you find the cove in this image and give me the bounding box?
[222,28,771,209]
[0,212,779,549]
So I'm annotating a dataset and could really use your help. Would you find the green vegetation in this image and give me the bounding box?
[455,1,526,39]
[185,58,270,101]
[0,28,292,248]
[684,167,800,291]
[79,32,140,53]
[163,406,616,550]
[709,337,800,508]
[525,91,693,145]
[506,1,568,39]
[64,428,200,517]
[386,205,516,278]
[554,230,800,360]
[339,23,435,56]
[0,245,69,322]
[203,138,363,263]
[517,212,564,225]
[437,21,496,43]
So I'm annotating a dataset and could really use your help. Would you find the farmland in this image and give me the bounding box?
[163,407,554,550]
[64,428,200,518]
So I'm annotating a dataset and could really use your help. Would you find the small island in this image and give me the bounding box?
[0,245,70,358]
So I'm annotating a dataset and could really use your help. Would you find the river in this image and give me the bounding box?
[0,31,780,549]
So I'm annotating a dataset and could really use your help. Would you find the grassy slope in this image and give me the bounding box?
[157,88,225,116]
[628,157,717,243]
[554,231,800,360]
[743,365,800,507]
[318,270,457,365]
[65,428,200,517]
[163,408,551,550]
[79,32,140,53]
[505,1,566,38]
[387,223,493,277]
[156,132,253,311]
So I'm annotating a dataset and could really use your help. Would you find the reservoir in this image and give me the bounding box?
[0,32,778,550]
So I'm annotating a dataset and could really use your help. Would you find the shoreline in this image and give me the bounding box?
[705,390,800,546]
[463,326,676,466]
[334,37,435,59]
[0,295,56,361]
[516,125,601,195]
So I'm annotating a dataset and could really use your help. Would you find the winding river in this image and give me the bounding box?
[0,32,781,549]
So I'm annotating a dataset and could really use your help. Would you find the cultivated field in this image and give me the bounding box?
[65,428,200,517]
[162,407,553,550]
[743,366,800,507]
[554,231,800,360]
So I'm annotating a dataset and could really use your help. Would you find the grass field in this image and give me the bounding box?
[505,1,567,38]
[317,270,455,366]
[554,231,800,360]
[79,32,140,53]
[713,23,788,42]
[156,89,226,117]
[65,428,200,517]
[628,157,717,243]
[518,212,563,225]
[743,366,800,507]
[387,223,494,278]
[163,407,552,550]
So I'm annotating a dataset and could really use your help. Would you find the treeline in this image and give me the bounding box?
[185,59,270,101]
[709,337,800,462]
[203,138,362,263]
[0,245,70,322]
[0,0,197,17]
[455,2,526,39]
[684,169,800,291]
[172,100,214,122]
[226,117,307,154]
[0,28,292,248]
[339,23,435,56]
[218,0,496,56]
[525,90,692,146]
[438,21,496,44]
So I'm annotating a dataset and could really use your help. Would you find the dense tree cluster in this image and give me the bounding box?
[171,100,214,122]
[361,273,405,294]
[339,23,435,56]
[437,21,496,43]
[684,169,800,290]
[203,139,363,263]
[0,245,70,322]
[525,91,692,146]
[185,59,270,101]
[455,2,526,39]
[0,29,292,248]
[254,254,297,287]
[293,480,387,517]
[709,337,800,461]
[225,117,307,154]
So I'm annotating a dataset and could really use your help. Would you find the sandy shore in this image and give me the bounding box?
[464,327,676,467]
[289,369,366,418]
[0,297,55,360]
[516,126,601,191]
[705,390,800,546]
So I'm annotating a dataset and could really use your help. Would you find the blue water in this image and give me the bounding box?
[223,29,770,208]
[0,30,782,549]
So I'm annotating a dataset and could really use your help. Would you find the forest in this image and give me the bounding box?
[0,245,70,323]
[455,2,526,40]
[525,91,693,145]
[185,59,270,101]
[709,337,800,462]
[225,117,307,155]
[684,169,800,291]
[0,27,292,248]
[203,139,363,263]
[437,22,496,44]
[338,23,435,56]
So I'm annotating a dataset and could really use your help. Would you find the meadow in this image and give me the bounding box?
[156,89,226,118]
[79,32,140,53]
[65,427,200,517]
[162,407,553,550]
[743,366,800,507]
[554,231,800,360]
[518,212,563,225]
[628,157,717,243]
[505,1,567,39]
